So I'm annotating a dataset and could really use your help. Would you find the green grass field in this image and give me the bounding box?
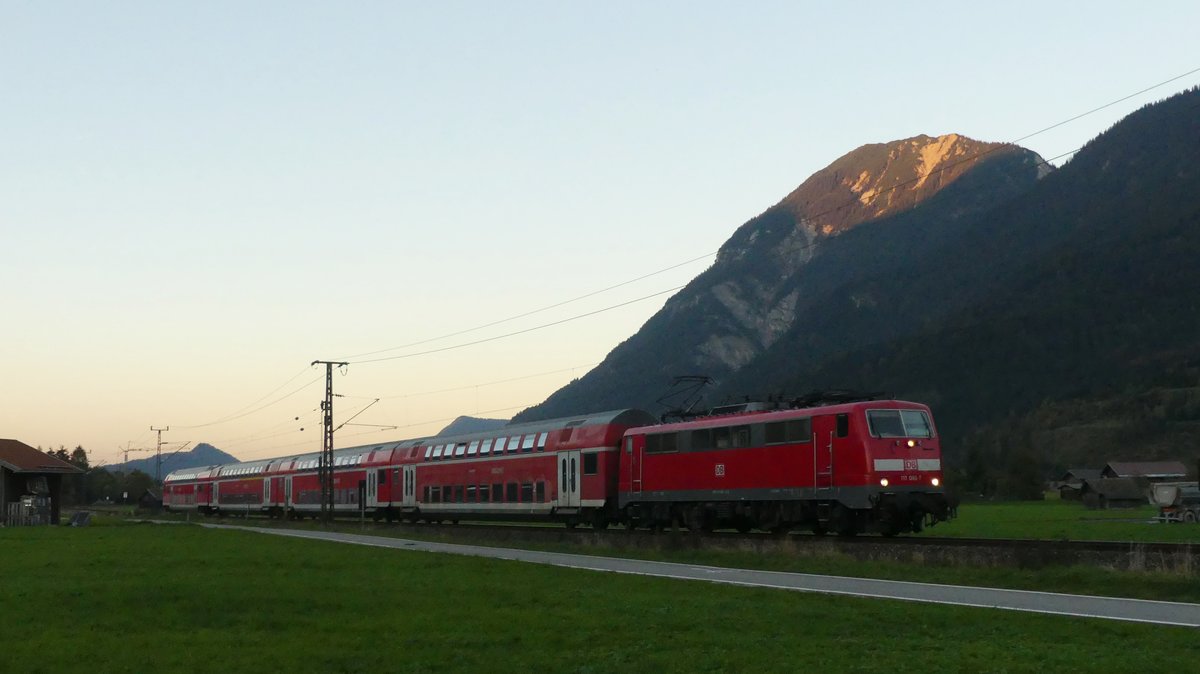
[935,496,1200,543]
[2,523,1196,672]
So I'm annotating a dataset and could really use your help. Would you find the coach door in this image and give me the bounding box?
[558,450,581,508]
[284,476,293,508]
[402,466,417,508]
[365,470,379,508]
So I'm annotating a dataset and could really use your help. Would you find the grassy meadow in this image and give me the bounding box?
[934,494,1200,543]
[2,522,1197,673]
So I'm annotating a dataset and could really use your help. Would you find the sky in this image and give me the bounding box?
[3,2,1199,468]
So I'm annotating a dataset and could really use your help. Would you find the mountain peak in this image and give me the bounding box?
[780,133,1023,235]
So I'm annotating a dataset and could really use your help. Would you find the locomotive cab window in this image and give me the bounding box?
[867,409,933,438]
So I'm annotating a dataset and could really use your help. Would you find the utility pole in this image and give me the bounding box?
[151,426,169,484]
[312,360,347,524]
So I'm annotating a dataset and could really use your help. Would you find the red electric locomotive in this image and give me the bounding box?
[620,399,949,535]
[164,398,951,535]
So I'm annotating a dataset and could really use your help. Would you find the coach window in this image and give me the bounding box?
[467,440,479,456]
[506,483,518,502]
[519,482,532,503]
[583,453,598,475]
[455,443,467,457]
[455,485,464,503]
[535,432,548,451]
[535,481,545,502]
[432,445,444,460]
[521,435,536,453]
[505,436,519,453]
[378,469,387,485]
[493,437,506,455]
[478,484,490,502]
[430,486,441,503]
[467,485,477,502]
[480,439,492,455]
[493,483,504,502]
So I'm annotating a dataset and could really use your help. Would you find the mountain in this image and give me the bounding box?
[108,442,238,479]
[515,133,1048,421]
[516,86,1200,495]
[760,88,1200,490]
[438,416,509,436]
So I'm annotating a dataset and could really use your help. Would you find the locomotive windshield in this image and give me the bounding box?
[867,409,933,438]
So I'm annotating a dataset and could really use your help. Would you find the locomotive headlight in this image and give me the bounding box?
[907,440,916,448]
[931,477,940,487]
[879,478,889,487]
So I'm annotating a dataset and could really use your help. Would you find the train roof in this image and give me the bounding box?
[628,399,931,434]
[163,408,655,479]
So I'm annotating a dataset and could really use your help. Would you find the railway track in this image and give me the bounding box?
[220,515,1195,558]
[148,510,1199,572]
[410,515,1190,554]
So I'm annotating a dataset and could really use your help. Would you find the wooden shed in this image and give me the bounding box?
[0,439,82,525]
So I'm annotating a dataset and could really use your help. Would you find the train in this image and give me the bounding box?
[163,397,953,536]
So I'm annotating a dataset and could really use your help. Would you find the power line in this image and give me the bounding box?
[176,375,323,430]
[339,362,599,401]
[173,366,318,429]
[348,286,684,364]
[1010,65,1200,145]
[343,252,715,360]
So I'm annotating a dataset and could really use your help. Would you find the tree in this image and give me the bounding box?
[121,470,155,503]
[69,446,89,471]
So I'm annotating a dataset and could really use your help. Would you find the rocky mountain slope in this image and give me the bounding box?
[515,134,1048,421]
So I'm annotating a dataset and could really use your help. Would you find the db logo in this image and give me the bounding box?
[714,464,726,477]
[904,459,918,471]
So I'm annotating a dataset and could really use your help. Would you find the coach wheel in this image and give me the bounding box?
[1185,510,1198,523]
[735,518,753,534]
[565,519,578,529]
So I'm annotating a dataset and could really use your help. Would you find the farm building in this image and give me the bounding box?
[1057,468,1102,500]
[1082,477,1149,510]
[0,439,82,525]
[137,489,162,513]
[1101,461,1188,482]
